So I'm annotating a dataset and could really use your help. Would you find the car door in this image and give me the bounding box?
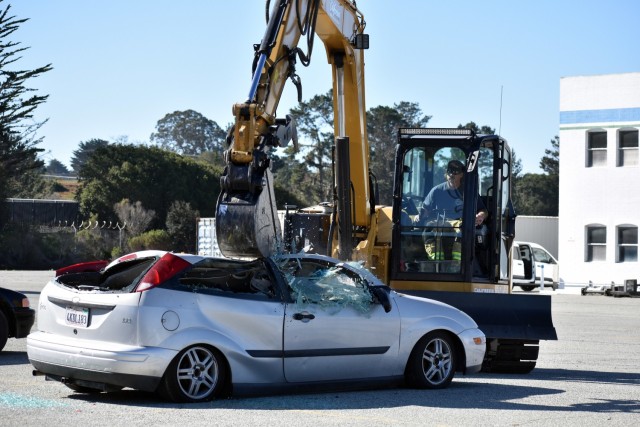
[531,246,559,284]
[280,259,401,383]
[139,257,286,359]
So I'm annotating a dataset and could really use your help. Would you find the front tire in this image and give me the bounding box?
[405,331,456,389]
[158,345,227,403]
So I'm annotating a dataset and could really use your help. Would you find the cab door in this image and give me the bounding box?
[511,244,526,281]
[518,244,534,281]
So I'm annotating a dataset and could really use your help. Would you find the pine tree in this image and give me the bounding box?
[0,1,52,206]
[540,136,559,175]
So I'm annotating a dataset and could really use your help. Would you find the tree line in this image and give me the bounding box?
[0,1,558,268]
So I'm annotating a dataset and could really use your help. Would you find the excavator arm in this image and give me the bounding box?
[216,0,370,258]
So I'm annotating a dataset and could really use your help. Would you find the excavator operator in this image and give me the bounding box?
[414,159,487,271]
[416,160,488,227]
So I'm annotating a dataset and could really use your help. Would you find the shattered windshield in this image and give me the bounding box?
[276,258,373,314]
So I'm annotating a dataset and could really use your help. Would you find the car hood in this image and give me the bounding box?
[390,290,479,331]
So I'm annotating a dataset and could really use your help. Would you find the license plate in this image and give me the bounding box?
[65,306,90,328]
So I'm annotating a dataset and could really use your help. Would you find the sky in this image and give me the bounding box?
[10,0,640,173]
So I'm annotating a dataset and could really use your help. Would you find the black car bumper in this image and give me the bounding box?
[13,307,36,338]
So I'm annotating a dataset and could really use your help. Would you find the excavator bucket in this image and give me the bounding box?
[215,169,282,258]
[406,290,557,340]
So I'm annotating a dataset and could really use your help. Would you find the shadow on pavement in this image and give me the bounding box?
[64,368,640,414]
[0,351,29,366]
[481,368,640,386]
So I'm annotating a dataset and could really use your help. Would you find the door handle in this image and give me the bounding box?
[293,312,315,322]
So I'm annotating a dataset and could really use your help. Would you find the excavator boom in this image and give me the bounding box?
[216,0,369,258]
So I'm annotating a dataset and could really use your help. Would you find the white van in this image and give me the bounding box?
[512,241,559,291]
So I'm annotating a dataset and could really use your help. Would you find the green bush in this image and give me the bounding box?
[166,201,198,253]
[128,229,172,252]
[110,246,124,259]
[51,182,68,192]
[0,225,114,269]
[0,227,48,269]
[75,228,117,261]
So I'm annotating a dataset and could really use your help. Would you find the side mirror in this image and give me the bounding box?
[370,286,392,313]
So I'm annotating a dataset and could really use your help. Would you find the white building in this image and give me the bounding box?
[558,72,640,285]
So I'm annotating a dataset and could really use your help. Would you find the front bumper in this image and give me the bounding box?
[27,331,177,392]
[459,328,486,374]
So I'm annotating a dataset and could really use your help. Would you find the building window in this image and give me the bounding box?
[618,129,638,167]
[586,225,606,262]
[617,226,638,262]
[587,131,607,167]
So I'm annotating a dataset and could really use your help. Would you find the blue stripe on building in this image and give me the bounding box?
[559,107,640,124]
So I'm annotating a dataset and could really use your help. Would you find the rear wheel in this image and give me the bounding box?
[0,311,8,351]
[158,345,227,403]
[520,285,536,292]
[405,331,456,389]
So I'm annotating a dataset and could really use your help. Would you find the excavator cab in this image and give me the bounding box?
[390,128,516,292]
[389,129,555,373]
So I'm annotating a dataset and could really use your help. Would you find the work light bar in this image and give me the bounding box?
[399,128,473,136]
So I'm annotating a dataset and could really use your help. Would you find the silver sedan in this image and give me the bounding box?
[27,251,485,402]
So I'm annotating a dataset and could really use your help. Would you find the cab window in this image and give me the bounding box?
[399,146,467,274]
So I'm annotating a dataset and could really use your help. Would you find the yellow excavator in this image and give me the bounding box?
[216,0,556,373]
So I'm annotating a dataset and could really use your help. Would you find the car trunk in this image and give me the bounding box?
[36,257,157,346]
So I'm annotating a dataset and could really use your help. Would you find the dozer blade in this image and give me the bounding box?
[404,290,557,341]
[215,169,282,258]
